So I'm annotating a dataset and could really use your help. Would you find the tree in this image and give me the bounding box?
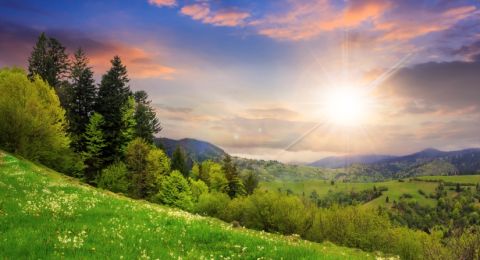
[189,178,208,202]
[171,146,188,177]
[97,162,130,194]
[0,68,80,174]
[243,171,259,195]
[154,170,193,210]
[133,90,161,143]
[120,96,137,153]
[27,33,70,107]
[68,48,97,152]
[125,138,151,198]
[95,56,132,163]
[82,113,107,183]
[222,154,245,198]
[145,148,171,197]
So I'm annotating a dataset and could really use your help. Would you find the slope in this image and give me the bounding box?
[0,152,373,259]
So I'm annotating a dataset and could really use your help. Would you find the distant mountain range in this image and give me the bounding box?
[309,148,480,180]
[154,136,480,181]
[309,154,396,168]
[154,137,227,164]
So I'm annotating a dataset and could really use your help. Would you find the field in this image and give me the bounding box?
[261,174,480,209]
[0,152,377,259]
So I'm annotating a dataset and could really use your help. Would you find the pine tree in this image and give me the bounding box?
[171,146,188,178]
[69,48,97,152]
[222,154,245,198]
[243,171,259,195]
[133,90,161,143]
[82,113,106,183]
[27,33,70,106]
[95,56,132,163]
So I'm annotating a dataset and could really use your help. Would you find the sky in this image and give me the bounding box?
[1,0,480,163]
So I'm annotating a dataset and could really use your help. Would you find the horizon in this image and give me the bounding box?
[1,0,480,162]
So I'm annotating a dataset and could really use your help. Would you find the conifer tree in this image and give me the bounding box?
[69,48,97,151]
[133,90,161,143]
[243,171,259,195]
[96,56,132,163]
[27,33,70,106]
[171,146,188,177]
[82,113,106,182]
[222,154,245,198]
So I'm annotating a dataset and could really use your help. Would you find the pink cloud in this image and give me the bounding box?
[180,3,250,27]
[88,43,176,80]
[148,0,176,8]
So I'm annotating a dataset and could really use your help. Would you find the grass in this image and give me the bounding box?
[261,178,456,208]
[416,175,480,184]
[0,152,377,259]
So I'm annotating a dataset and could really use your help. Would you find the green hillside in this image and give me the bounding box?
[0,152,375,259]
[262,175,480,208]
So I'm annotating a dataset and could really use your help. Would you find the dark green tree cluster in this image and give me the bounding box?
[25,33,162,182]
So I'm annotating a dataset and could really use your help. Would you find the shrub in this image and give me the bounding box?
[189,178,208,202]
[194,192,230,217]
[154,170,192,210]
[97,162,130,193]
[0,68,82,175]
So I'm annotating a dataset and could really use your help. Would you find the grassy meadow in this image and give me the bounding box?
[262,175,480,209]
[0,151,379,259]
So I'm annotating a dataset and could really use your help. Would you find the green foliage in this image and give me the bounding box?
[82,113,106,182]
[120,96,136,153]
[68,48,97,152]
[0,68,80,175]
[125,138,152,198]
[27,33,70,103]
[95,56,131,163]
[189,178,209,202]
[133,90,161,143]
[243,171,259,195]
[97,162,130,193]
[171,146,189,177]
[223,154,245,198]
[194,192,231,217]
[155,170,193,210]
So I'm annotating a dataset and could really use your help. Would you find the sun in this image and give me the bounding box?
[323,86,371,126]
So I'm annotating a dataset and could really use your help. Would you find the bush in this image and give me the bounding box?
[97,162,130,193]
[154,170,192,210]
[194,192,230,217]
[189,178,208,202]
[0,68,82,175]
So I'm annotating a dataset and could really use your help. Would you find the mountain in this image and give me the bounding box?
[331,148,480,181]
[155,137,227,163]
[309,154,396,168]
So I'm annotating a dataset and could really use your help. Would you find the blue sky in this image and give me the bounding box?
[1,0,480,162]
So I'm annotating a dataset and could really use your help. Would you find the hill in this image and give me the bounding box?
[309,148,480,181]
[0,151,373,259]
[155,137,227,163]
[309,154,396,168]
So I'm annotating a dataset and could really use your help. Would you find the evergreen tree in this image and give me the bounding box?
[222,154,245,198]
[68,48,97,152]
[120,96,137,153]
[243,171,259,195]
[82,113,107,183]
[171,146,188,177]
[95,56,132,163]
[27,33,70,106]
[133,90,161,143]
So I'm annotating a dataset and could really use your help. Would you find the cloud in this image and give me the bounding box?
[180,3,250,27]
[385,59,480,114]
[148,0,176,8]
[243,107,301,120]
[0,20,176,79]
[254,0,391,41]
[376,4,477,41]
[453,40,480,61]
